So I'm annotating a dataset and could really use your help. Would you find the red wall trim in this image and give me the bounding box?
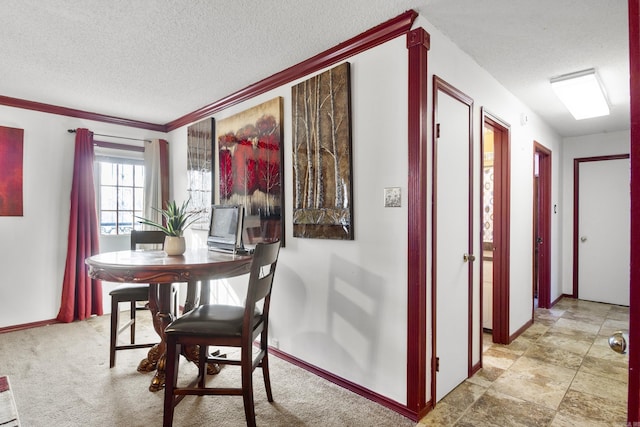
[509,318,533,342]
[551,293,571,308]
[0,318,59,334]
[0,95,167,132]
[572,154,630,299]
[628,0,640,422]
[406,27,430,421]
[481,109,511,346]
[166,10,418,131]
[94,140,145,152]
[269,347,416,420]
[533,142,552,309]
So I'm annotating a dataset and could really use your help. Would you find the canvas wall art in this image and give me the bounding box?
[291,62,353,240]
[215,97,284,245]
[187,118,214,229]
[0,126,24,216]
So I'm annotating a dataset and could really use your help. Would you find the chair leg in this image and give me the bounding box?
[163,338,180,427]
[109,298,119,368]
[129,300,136,344]
[241,349,257,427]
[261,352,273,402]
[198,344,207,390]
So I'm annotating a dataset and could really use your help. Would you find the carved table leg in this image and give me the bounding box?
[137,283,175,392]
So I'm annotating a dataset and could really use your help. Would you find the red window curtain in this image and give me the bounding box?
[56,128,102,322]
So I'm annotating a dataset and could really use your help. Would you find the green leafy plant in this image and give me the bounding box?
[136,199,200,237]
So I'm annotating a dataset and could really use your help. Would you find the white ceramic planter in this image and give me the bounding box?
[164,236,186,256]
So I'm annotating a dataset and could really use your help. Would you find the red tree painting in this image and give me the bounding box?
[215,97,284,245]
[0,126,24,216]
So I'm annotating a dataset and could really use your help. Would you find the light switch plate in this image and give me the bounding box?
[384,187,401,207]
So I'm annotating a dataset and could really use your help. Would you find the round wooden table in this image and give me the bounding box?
[86,248,252,391]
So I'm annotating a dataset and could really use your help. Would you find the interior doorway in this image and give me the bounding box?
[574,155,630,305]
[533,142,551,309]
[481,110,510,344]
[432,76,474,403]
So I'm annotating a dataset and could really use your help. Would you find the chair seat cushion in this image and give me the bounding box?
[165,305,261,337]
[109,284,149,300]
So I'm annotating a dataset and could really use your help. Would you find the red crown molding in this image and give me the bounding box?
[165,10,418,131]
[0,95,167,132]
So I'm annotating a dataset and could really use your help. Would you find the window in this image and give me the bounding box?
[96,158,144,235]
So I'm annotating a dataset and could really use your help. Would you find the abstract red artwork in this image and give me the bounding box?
[216,97,284,245]
[0,126,24,216]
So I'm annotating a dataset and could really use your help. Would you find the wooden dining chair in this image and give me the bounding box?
[109,230,177,368]
[162,240,281,427]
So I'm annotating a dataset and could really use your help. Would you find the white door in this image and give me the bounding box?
[435,86,472,402]
[578,158,630,306]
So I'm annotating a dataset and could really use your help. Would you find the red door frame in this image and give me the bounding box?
[627,0,639,422]
[481,109,511,345]
[533,142,552,309]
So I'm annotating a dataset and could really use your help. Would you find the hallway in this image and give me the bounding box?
[419,298,629,426]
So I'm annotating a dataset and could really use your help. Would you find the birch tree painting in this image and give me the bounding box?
[292,62,353,240]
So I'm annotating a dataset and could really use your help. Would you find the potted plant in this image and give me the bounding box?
[136,199,200,255]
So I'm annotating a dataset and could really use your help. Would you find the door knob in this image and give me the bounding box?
[608,331,627,354]
[580,236,587,242]
[463,253,476,262]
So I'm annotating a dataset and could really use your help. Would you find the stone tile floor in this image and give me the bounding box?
[418,298,629,426]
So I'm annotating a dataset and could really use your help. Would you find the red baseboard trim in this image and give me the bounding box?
[269,347,421,421]
[551,294,573,307]
[505,293,573,343]
[0,318,60,334]
[470,360,482,377]
[509,318,533,343]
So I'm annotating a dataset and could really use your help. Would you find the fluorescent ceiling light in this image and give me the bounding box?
[550,68,610,120]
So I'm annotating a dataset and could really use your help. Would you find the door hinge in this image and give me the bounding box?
[436,123,441,138]
[436,357,440,372]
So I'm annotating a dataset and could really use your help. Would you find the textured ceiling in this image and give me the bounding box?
[0,0,630,137]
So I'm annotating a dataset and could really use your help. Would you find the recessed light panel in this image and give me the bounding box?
[550,69,610,120]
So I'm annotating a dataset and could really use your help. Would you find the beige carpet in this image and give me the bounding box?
[0,313,416,426]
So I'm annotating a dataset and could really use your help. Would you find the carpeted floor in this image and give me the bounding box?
[0,313,416,426]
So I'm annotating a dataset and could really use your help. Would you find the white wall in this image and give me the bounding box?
[0,106,166,327]
[560,130,630,295]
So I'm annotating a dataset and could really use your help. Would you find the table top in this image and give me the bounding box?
[86,248,253,284]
